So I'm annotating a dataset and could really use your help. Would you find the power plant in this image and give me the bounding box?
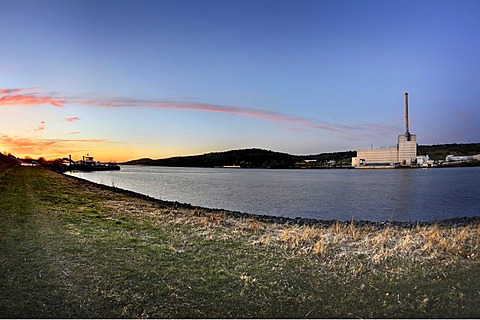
[352,93,417,168]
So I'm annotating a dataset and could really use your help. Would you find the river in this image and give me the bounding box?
[66,166,480,222]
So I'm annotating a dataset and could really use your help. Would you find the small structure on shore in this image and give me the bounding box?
[446,155,474,163]
[19,159,40,167]
[352,93,418,168]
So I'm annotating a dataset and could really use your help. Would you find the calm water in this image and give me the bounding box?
[67,166,480,222]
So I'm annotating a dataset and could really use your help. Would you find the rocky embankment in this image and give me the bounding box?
[64,173,480,229]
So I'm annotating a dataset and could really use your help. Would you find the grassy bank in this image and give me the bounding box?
[1,165,479,318]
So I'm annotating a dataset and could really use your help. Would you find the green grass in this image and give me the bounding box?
[1,166,479,318]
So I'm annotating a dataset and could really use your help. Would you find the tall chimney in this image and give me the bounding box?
[404,92,409,134]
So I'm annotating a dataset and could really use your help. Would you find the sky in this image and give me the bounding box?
[1,0,479,162]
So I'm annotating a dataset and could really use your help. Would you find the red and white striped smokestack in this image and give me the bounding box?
[405,92,409,134]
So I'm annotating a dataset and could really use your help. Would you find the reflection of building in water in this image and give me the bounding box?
[352,93,417,168]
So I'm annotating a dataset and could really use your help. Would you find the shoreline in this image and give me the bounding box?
[63,172,480,229]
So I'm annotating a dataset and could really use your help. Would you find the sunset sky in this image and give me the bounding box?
[1,0,479,162]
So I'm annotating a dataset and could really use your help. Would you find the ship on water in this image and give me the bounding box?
[66,155,120,172]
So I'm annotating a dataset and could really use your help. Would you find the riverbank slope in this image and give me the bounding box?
[1,163,479,318]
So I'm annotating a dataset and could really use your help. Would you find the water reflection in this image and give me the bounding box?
[391,170,415,221]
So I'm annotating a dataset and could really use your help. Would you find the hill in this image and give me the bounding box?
[124,148,355,168]
[124,143,480,168]
[125,148,297,168]
[0,153,20,168]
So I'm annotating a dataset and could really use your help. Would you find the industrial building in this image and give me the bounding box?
[352,93,417,168]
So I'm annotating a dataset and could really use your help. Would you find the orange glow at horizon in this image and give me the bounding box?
[0,135,186,162]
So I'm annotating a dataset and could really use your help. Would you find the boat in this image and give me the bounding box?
[66,155,120,172]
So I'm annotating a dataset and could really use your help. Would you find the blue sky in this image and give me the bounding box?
[1,0,479,161]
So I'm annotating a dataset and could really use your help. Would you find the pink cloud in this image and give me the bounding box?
[33,120,46,131]
[76,98,348,133]
[0,88,64,107]
[0,88,24,95]
[2,87,330,130]
[1,87,393,138]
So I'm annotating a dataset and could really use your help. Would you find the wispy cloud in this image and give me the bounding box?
[67,96,333,131]
[1,87,395,137]
[33,120,46,131]
[65,117,80,122]
[0,88,64,107]
[1,135,55,148]
[40,138,107,143]
[282,126,305,133]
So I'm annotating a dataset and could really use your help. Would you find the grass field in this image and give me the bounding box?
[1,164,479,318]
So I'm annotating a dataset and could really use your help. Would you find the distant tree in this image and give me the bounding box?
[37,157,47,165]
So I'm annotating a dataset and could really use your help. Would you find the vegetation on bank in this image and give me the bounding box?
[1,158,479,318]
[123,143,480,168]
[124,148,356,168]
[4,142,480,170]
[418,143,480,161]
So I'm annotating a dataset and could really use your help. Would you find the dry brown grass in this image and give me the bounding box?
[244,218,262,232]
[397,233,412,250]
[228,219,478,276]
[101,190,480,255]
[98,187,479,278]
[330,220,344,234]
[279,228,300,250]
[312,240,327,256]
[348,219,358,240]
[258,234,272,246]
[206,212,224,225]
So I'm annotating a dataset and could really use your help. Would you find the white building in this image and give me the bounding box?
[352,93,417,168]
[417,155,434,167]
[446,155,472,162]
